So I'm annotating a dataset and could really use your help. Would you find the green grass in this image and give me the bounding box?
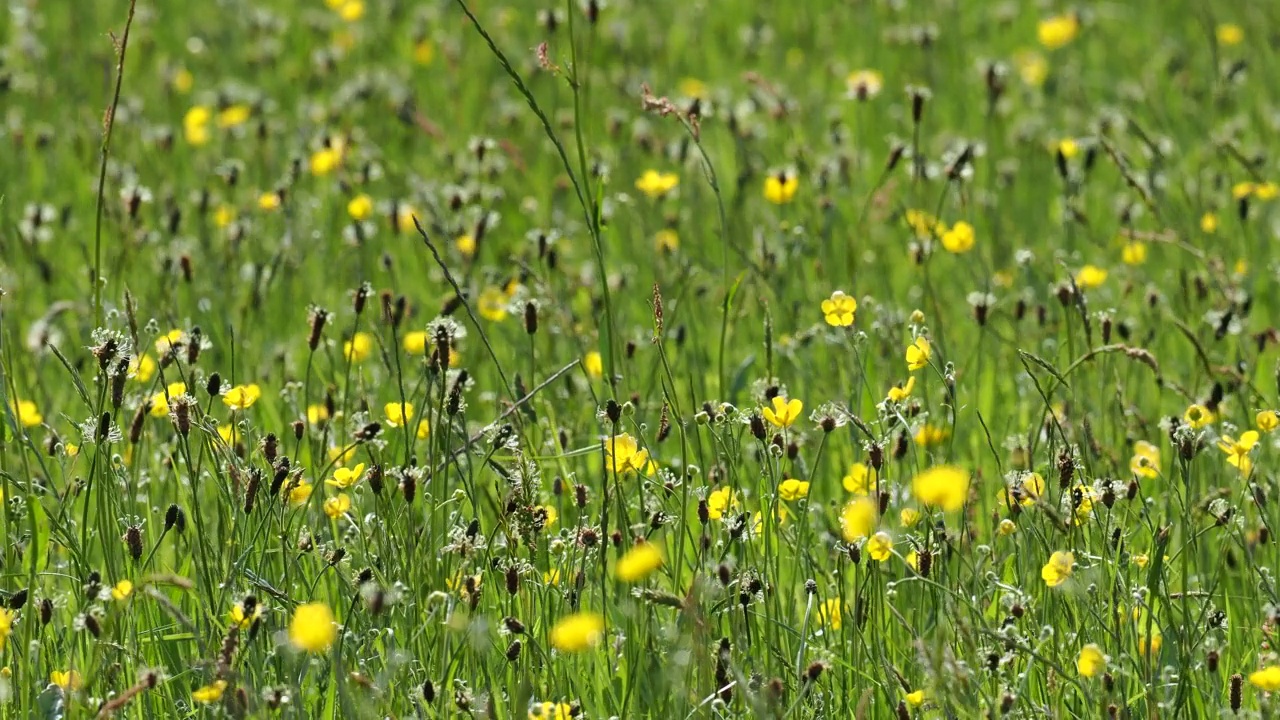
[2,0,1280,717]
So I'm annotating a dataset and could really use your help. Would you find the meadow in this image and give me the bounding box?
[1,0,1279,717]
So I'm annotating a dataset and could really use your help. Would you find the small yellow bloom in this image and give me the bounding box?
[1233,181,1256,200]
[344,332,374,363]
[111,580,133,601]
[1250,666,1280,691]
[1139,632,1162,657]
[1184,403,1215,429]
[258,191,282,211]
[338,0,365,22]
[906,337,931,371]
[1133,553,1150,568]
[213,204,236,229]
[866,531,893,562]
[347,194,374,221]
[1258,410,1280,433]
[289,602,337,652]
[172,67,194,94]
[605,434,649,475]
[529,701,574,720]
[310,147,342,176]
[402,331,428,355]
[64,443,79,457]
[1217,23,1244,46]
[912,465,969,512]
[654,229,679,253]
[900,507,921,528]
[50,670,82,691]
[583,351,604,379]
[183,106,211,145]
[128,353,157,383]
[614,542,663,583]
[914,423,949,447]
[678,77,708,99]
[385,402,414,427]
[778,478,810,502]
[763,171,799,205]
[1074,265,1108,289]
[1041,550,1075,588]
[1013,50,1048,87]
[192,680,227,704]
[1129,441,1161,479]
[413,40,435,65]
[635,170,679,199]
[287,481,314,507]
[222,384,262,411]
[905,690,925,708]
[229,600,264,630]
[307,404,331,425]
[821,291,857,327]
[842,463,877,494]
[886,376,916,403]
[1077,644,1106,677]
[1218,430,1260,475]
[845,69,883,100]
[998,518,1017,536]
[905,209,944,239]
[0,608,13,652]
[216,104,251,129]
[539,505,558,529]
[323,493,352,519]
[1121,241,1147,266]
[818,597,843,630]
[762,396,803,428]
[1201,212,1219,234]
[1057,138,1080,159]
[841,497,877,541]
[1037,14,1080,50]
[149,382,188,418]
[548,612,605,653]
[477,287,509,322]
[327,463,366,489]
[12,400,42,427]
[940,221,975,253]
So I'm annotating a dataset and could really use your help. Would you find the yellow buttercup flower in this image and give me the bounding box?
[1074,265,1108,289]
[866,531,893,562]
[614,542,663,583]
[548,612,604,653]
[914,423,949,447]
[229,600,264,630]
[1183,403,1214,429]
[12,400,42,427]
[287,481,314,507]
[605,433,649,475]
[778,478,810,501]
[1041,550,1075,588]
[338,0,364,22]
[842,463,877,494]
[0,608,13,652]
[846,69,883,100]
[222,384,261,411]
[183,106,211,145]
[344,332,374,362]
[912,466,969,512]
[347,194,374,221]
[654,229,679,253]
[323,493,352,519]
[258,191,282,211]
[478,287,509,322]
[289,602,337,652]
[1013,50,1048,87]
[1001,472,1045,508]
[763,171,799,205]
[216,104,251,129]
[634,170,679,199]
[529,701,574,720]
[821,291,857,327]
[111,580,133,601]
[385,402,414,428]
[50,670,82,691]
[1201,212,1218,234]
[192,680,227,704]
[1077,644,1106,677]
[1250,666,1280,691]
[1057,139,1080,159]
[1258,410,1280,433]
[1037,14,1079,50]
[1129,441,1161,479]
[307,404,330,425]
[310,147,342,176]
[841,497,877,541]
[128,353,156,383]
[817,597,843,630]
[1217,23,1244,46]
[762,395,803,428]
[149,382,188,418]
[1218,430,1259,475]
[906,337,931,371]
[940,221,975,253]
[905,690,925,708]
[886,376,916,403]
[583,351,604,379]
[1121,241,1147,265]
[327,463,366,489]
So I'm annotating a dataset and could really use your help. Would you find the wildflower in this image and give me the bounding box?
[128,354,156,382]
[763,171,799,205]
[762,396,803,428]
[258,191,282,211]
[216,104,251,129]
[614,542,663,582]
[1139,632,1162,657]
[1233,182,1255,200]
[287,481,314,507]
[1201,212,1219,233]
[1133,554,1150,568]
[634,170,679,199]
[289,602,337,652]
[866,532,893,561]
[337,0,364,22]
[347,194,374,221]
[1072,484,1097,525]
[912,466,969,512]
[222,384,262,410]
[50,670,82,691]
[841,497,877,541]
[1258,410,1280,433]
[403,331,428,355]
[1130,441,1161,479]
[0,609,12,651]
[818,598,843,630]
[1038,14,1079,49]
[577,352,604,382]
[323,494,351,519]
[707,487,738,520]
[12,400,42,427]
[678,77,707,98]
[544,569,561,585]
[1013,50,1048,86]
[905,690,925,708]
[413,39,435,65]
[1074,265,1108,289]
[778,479,810,501]
[605,433,649,475]
[310,147,342,176]
[1250,667,1280,691]
[998,518,1017,536]
[214,205,236,229]
[906,337,931,371]
[900,508,921,527]
[842,463,877,494]
[846,69,883,100]
[385,402,414,427]
[344,332,374,362]
[1057,139,1080,159]
[821,291,857,327]
[539,505,558,528]
[455,234,477,258]
[1077,644,1106,677]
[149,382,188,417]
[1121,241,1147,265]
[1184,403,1215,429]
[940,221,975,253]
[478,287,509,322]
[886,377,916,403]
[172,67,194,93]
[183,106,211,145]
[327,463,366,489]
[654,229,679,253]
[229,600,264,630]
[1041,550,1075,588]
[329,445,357,466]
[1218,431,1259,475]
[307,404,331,425]
[914,423,949,447]
[549,612,605,653]
[414,418,431,440]
[529,701,574,720]
[1002,472,1046,507]
[111,580,133,601]
[192,680,227,704]
[1217,23,1244,46]
[1258,182,1279,200]
[905,209,944,239]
